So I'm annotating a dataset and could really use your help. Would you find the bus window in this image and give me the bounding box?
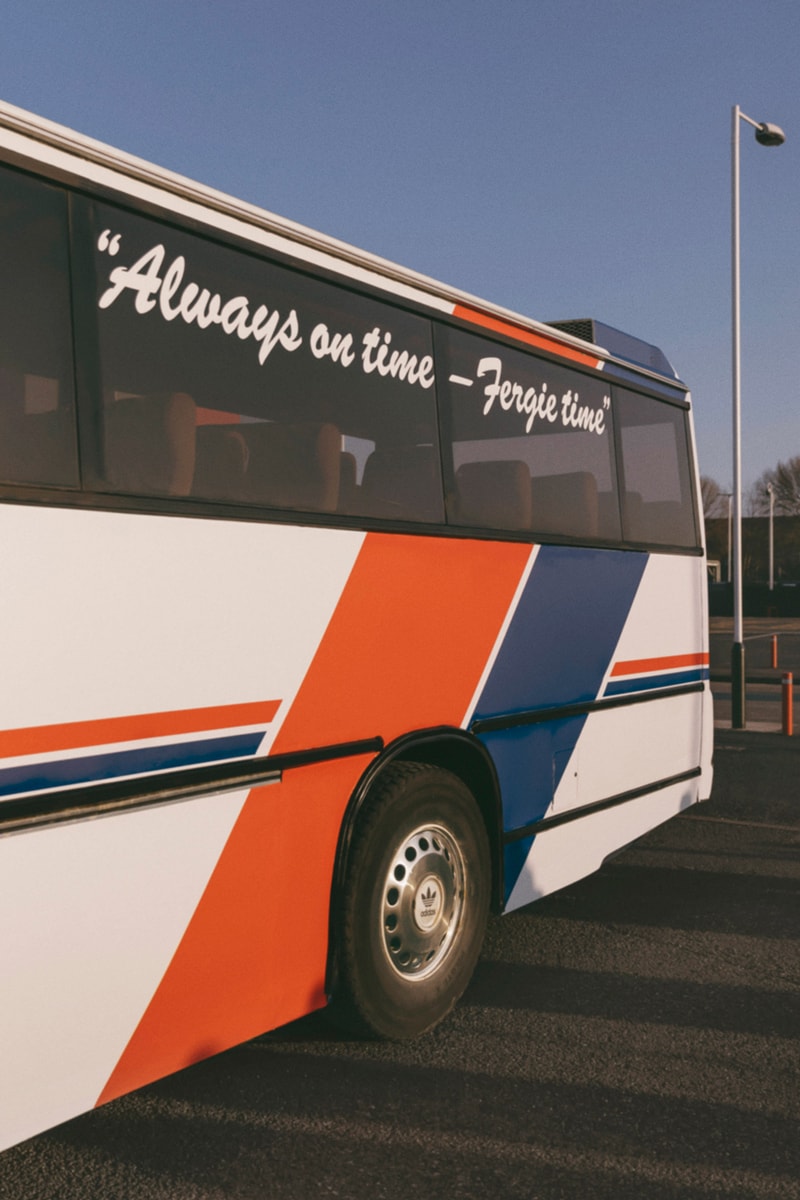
[616,389,699,548]
[0,165,78,488]
[437,326,620,540]
[84,200,443,521]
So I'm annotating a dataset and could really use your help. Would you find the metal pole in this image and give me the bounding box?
[768,483,774,590]
[731,105,746,728]
[726,494,732,583]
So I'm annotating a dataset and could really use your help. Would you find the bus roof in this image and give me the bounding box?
[0,98,685,392]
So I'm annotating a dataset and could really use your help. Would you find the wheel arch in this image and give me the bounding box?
[326,726,504,1000]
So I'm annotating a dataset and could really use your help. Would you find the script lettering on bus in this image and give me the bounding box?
[97,236,303,365]
[463,356,609,435]
[361,327,435,389]
[96,231,436,391]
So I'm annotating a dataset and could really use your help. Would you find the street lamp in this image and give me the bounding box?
[731,105,785,729]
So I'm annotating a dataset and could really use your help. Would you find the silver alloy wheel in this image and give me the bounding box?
[380,823,466,979]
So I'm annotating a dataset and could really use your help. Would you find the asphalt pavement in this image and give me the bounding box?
[710,617,800,731]
[0,687,798,1199]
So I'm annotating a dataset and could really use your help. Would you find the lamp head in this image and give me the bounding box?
[755,122,786,147]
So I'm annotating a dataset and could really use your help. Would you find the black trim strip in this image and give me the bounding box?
[471,681,704,735]
[503,765,702,844]
[0,737,383,837]
[0,487,708,561]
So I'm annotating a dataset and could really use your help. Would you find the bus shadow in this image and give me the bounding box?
[462,959,799,1039]
[23,1027,799,1200]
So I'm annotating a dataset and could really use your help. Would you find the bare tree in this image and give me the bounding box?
[750,455,800,516]
[700,476,729,518]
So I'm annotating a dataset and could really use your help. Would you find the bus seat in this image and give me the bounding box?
[0,408,74,486]
[360,445,443,521]
[193,425,249,501]
[454,460,532,530]
[636,500,689,544]
[622,491,644,539]
[0,369,76,486]
[530,471,599,538]
[23,411,73,484]
[104,391,196,496]
[597,492,620,536]
[243,421,341,512]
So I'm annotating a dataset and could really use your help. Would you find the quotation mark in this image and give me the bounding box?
[97,229,121,256]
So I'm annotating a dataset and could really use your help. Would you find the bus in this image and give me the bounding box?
[0,100,713,1150]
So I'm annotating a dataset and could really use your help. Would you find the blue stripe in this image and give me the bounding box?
[469,545,649,903]
[0,732,264,799]
[473,546,648,720]
[603,668,709,697]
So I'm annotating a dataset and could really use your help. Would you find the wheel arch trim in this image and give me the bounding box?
[326,726,504,998]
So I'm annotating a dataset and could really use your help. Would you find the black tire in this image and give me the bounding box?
[334,761,490,1039]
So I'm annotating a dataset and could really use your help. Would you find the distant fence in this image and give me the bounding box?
[708,582,800,617]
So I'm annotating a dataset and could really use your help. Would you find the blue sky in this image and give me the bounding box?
[2,0,798,492]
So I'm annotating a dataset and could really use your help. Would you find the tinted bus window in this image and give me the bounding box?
[616,390,699,548]
[83,200,443,521]
[0,166,78,487]
[437,326,620,539]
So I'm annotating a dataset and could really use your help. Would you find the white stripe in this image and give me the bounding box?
[460,546,539,729]
[0,790,250,1151]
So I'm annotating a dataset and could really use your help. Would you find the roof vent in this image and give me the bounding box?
[547,318,678,379]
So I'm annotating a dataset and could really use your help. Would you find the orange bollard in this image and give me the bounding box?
[782,672,793,737]
[771,634,778,669]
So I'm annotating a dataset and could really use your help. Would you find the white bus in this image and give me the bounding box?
[0,100,713,1149]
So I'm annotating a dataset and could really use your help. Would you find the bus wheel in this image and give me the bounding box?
[334,761,490,1039]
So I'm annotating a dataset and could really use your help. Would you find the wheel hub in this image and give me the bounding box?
[381,825,466,979]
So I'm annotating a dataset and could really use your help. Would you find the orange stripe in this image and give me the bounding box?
[452,304,603,368]
[611,652,709,678]
[97,533,532,1105]
[0,700,281,760]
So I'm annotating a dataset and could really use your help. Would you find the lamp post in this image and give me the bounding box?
[731,105,785,728]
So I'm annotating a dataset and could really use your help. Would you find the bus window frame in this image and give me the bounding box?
[610,385,702,553]
[0,156,703,558]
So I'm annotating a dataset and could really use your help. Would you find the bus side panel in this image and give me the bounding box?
[0,506,366,742]
[468,550,710,911]
[97,530,532,1106]
[506,778,698,910]
[0,511,532,1146]
[96,756,373,1109]
[0,784,250,1151]
[0,505,355,1149]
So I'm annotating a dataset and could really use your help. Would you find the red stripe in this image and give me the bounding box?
[0,700,281,759]
[452,304,603,368]
[97,533,532,1105]
[611,652,709,678]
